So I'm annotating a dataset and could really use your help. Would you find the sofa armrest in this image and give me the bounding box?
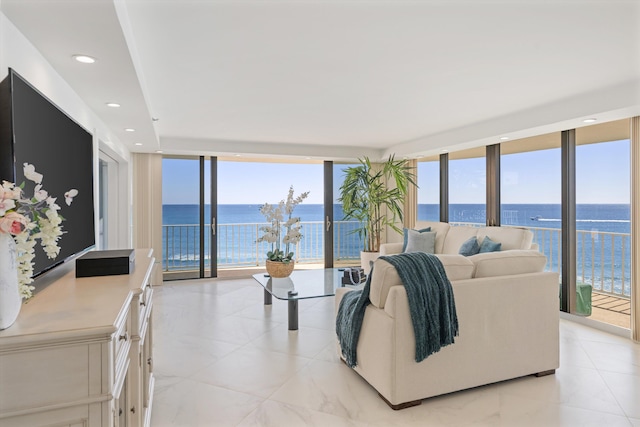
[380,242,403,255]
[335,287,355,312]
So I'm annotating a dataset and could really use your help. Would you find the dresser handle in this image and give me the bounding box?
[131,406,136,414]
[119,333,128,341]
[147,357,153,367]
[140,300,146,307]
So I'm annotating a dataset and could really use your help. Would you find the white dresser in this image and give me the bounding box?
[0,249,156,427]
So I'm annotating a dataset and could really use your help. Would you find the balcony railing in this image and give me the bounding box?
[162,222,630,300]
[528,226,630,299]
[452,222,630,299]
[162,220,361,272]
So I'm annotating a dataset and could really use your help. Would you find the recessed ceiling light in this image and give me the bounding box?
[234,154,241,157]
[156,150,163,153]
[583,118,597,123]
[125,128,136,132]
[106,102,120,108]
[134,143,143,146]
[441,149,449,153]
[500,136,510,141]
[73,54,96,64]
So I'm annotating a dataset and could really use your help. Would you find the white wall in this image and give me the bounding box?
[0,11,132,249]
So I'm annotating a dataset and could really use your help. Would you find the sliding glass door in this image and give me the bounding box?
[162,156,215,280]
[216,159,324,271]
[161,156,367,278]
[576,120,630,328]
[332,163,361,266]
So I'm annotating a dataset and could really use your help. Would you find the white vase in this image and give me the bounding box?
[0,233,22,330]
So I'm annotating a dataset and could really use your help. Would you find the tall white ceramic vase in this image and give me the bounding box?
[0,232,22,330]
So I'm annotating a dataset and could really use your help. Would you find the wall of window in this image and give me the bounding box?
[449,148,486,225]
[500,133,562,272]
[161,157,205,279]
[333,163,361,263]
[576,120,630,328]
[217,159,324,266]
[417,157,440,222]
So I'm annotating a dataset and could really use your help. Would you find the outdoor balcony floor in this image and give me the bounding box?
[590,292,631,329]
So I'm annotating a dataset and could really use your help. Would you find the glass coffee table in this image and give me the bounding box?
[252,268,365,331]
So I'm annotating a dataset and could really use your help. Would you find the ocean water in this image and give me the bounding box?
[163,203,630,233]
[162,204,353,267]
[162,203,631,296]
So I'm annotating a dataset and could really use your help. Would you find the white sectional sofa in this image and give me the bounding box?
[336,221,560,409]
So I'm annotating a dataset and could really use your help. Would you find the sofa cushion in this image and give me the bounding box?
[458,236,481,256]
[441,226,480,254]
[479,236,501,253]
[404,230,436,254]
[414,221,451,254]
[380,242,403,256]
[402,227,431,252]
[476,226,533,250]
[369,254,474,309]
[436,254,475,281]
[469,250,547,278]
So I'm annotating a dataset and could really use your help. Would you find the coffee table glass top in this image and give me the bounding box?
[252,268,364,301]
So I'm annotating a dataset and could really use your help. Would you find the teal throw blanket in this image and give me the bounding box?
[336,252,459,368]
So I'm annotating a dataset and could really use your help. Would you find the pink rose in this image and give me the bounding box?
[0,212,28,235]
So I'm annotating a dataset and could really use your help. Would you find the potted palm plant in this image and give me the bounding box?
[339,155,417,273]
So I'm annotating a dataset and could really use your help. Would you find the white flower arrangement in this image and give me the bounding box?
[0,163,77,299]
[257,186,309,263]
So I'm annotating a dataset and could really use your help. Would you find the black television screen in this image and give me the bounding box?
[0,69,95,281]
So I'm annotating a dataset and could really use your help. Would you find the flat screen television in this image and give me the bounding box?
[0,68,95,285]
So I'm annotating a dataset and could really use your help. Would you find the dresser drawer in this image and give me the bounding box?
[113,306,132,393]
[137,283,153,333]
[114,307,132,360]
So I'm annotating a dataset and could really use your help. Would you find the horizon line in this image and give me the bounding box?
[162,202,632,206]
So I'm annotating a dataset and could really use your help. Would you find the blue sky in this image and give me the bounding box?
[162,161,326,204]
[163,139,630,205]
[418,139,630,204]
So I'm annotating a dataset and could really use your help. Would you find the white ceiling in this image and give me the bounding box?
[2,0,640,161]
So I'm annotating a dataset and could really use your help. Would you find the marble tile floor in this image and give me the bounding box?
[151,278,640,427]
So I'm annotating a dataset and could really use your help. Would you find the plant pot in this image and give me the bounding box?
[266,259,295,278]
[0,233,22,330]
[360,251,380,276]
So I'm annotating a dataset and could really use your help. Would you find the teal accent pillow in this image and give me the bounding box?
[402,227,431,252]
[459,236,480,256]
[404,230,436,254]
[479,236,502,253]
